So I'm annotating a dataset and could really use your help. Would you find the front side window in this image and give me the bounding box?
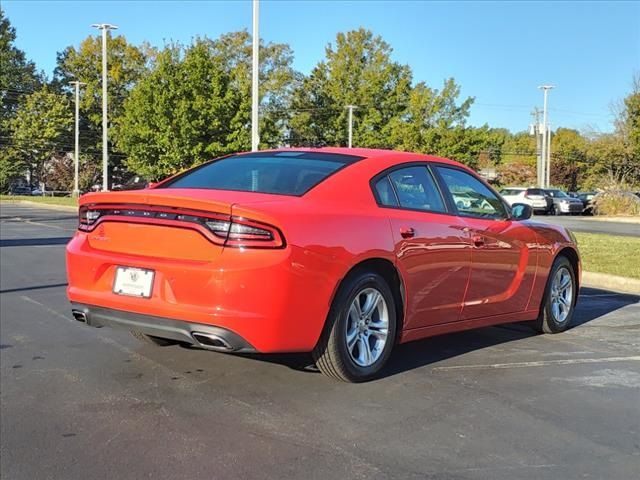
[384,166,446,213]
[161,151,364,196]
[436,166,508,219]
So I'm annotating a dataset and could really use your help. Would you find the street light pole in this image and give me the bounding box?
[251,0,260,151]
[92,23,118,191]
[345,105,357,148]
[538,85,554,188]
[70,81,85,197]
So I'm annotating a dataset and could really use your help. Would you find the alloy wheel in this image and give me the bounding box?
[345,288,389,367]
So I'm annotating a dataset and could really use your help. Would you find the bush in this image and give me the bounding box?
[593,190,640,216]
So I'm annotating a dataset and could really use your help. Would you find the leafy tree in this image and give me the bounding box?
[5,89,72,189]
[52,33,150,181]
[0,9,42,145]
[117,33,296,179]
[550,128,587,190]
[497,162,536,187]
[289,28,413,147]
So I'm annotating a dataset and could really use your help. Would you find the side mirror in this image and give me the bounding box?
[147,182,157,189]
[511,203,532,220]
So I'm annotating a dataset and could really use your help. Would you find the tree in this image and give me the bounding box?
[550,128,587,190]
[52,33,151,180]
[0,9,42,142]
[5,89,72,188]
[116,33,296,179]
[289,29,413,147]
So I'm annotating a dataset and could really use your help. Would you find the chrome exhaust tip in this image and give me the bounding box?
[72,310,87,323]
[192,332,234,351]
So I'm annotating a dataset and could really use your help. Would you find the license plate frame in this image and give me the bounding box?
[113,266,155,298]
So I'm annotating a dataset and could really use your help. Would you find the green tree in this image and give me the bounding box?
[0,9,42,143]
[550,128,587,190]
[5,89,72,189]
[52,33,150,180]
[289,29,413,147]
[116,33,296,179]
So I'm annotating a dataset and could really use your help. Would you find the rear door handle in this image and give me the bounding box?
[400,227,415,239]
[472,235,485,247]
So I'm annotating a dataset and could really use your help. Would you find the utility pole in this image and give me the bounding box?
[345,105,357,148]
[251,0,260,151]
[538,85,554,188]
[92,23,118,191]
[70,81,85,197]
[530,107,542,187]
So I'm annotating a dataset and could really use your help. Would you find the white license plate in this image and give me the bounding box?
[113,267,154,298]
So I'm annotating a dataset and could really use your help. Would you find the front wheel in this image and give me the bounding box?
[534,256,577,334]
[313,271,397,382]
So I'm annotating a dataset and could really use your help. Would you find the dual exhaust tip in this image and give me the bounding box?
[71,309,235,351]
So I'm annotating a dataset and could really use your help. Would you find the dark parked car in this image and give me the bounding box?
[9,185,32,195]
[111,175,149,191]
[544,189,584,215]
[577,192,597,215]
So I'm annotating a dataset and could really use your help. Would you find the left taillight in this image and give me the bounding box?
[78,205,101,230]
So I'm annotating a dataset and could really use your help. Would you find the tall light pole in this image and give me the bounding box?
[92,23,118,191]
[70,81,85,197]
[251,0,260,151]
[538,85,554,188]
[530,107,542,187]
[345,105,358,148]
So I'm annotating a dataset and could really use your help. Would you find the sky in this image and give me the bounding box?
[4,0,639,133]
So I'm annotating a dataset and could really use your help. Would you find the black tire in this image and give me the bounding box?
[313,270,397,382]
[533,256,577,334]
[130,330,179,346]
[550,204,559,216]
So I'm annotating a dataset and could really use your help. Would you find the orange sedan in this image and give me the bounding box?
[66,148,580,382]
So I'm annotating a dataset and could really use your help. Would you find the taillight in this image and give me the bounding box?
[78,206,101,230]
[205,217,284,249]
[78,205,284,249]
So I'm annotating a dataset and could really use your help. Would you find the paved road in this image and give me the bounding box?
[1,203,639,480]
[532,213,640,237]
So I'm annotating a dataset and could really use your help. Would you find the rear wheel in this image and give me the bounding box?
[534,256,577,334]
[313,271,397,382]
[130,330,179,346]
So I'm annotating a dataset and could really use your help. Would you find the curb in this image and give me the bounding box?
[0,200,78,212]
[582,271,640,295]
[582,216,640,224]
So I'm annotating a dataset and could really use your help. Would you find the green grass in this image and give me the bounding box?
[575,232,640,279]
[0,195,78,207]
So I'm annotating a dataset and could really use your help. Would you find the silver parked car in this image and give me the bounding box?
[544,189,584,215]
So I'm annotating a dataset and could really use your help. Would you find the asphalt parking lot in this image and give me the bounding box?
[1,203,639,480]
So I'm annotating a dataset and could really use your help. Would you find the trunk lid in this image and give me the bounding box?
[80,188,288,260]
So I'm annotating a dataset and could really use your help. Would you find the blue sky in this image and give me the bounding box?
[4,0,639,133]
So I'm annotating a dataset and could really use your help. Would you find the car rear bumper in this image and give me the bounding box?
[66,232,341,353]
[71,303,256,352]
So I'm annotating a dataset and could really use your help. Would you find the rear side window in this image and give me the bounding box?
[161,151,364,196]
[385,166,446,213]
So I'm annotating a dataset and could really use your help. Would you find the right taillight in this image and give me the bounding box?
[204,216,284,249]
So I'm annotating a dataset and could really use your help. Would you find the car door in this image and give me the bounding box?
[372,165,472,329]
[434,166,538,320]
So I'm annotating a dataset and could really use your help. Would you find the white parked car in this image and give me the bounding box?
[500,187,552,214]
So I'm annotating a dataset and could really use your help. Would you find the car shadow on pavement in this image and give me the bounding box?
[572,287,639,325]
[228,287,639,379]
[0,237,71,247]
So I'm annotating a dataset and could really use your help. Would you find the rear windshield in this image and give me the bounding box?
[160,151,364,196]
[545,189,568,198]
[526,188,546,195]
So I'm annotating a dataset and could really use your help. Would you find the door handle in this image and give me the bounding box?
[472,235,485,247]
[400,227,415,239]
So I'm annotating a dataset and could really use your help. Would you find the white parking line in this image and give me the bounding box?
[432,356,640,371]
